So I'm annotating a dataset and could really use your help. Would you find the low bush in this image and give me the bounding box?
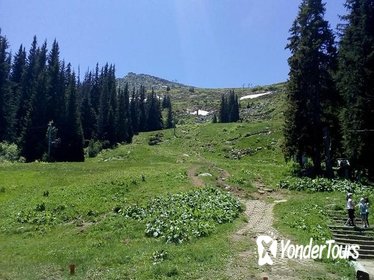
[148,133,163,146]
[279,177,370,195]
[0,142,20,162]
[119,187,243,244]
[86,139,103,158]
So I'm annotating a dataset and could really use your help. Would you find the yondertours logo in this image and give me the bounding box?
[256,235,359,266]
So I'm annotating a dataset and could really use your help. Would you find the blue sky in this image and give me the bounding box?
[0,0,346,88]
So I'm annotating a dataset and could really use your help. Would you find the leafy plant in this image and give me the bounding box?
[279,177,369,195]
[152,250,168,264]
[0,142,20,162]
[120,187,243,244]
[86,139,103,158]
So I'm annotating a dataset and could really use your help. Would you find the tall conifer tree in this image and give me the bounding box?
[284,0,338,175]
[337,0,374,177]
[62,69,84,161]
[146,89,163,131]
[9,45,26,142]
[0,31,12,141]
[130,87,139,134]
[21,39,49,161]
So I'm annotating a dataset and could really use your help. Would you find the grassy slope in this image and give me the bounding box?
[0,84,357,279]
[0,117,286,279]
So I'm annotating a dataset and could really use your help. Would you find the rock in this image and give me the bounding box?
[263,188,273,192]
[258,190,265,194]
[198,173,212,177]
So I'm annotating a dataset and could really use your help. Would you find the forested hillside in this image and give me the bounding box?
[0,34,170,162]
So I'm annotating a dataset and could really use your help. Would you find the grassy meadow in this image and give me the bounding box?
[0,118,287,279]
[0,89,361,279]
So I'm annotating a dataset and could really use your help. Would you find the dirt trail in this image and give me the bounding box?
[187,165,205,187]
[227,198,343,279]
[187,164,341,279]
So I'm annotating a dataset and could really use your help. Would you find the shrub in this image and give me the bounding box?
[120,187,243,244]
[86,140,103,158]
[0,142,20,162]
[148,133,163,146]
[279,177,369,195]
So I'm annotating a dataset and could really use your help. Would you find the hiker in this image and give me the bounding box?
[345,193,355,226]
[365,197,370,228]
[358,197,369,228]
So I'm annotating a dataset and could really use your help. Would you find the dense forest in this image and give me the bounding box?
[0,33,171,162]
[284,0,374,178]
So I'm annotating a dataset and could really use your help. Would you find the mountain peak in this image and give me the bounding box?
[117,72,191,90]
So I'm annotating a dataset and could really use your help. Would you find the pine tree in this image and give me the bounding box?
[97,64,110,142]
[138,85,147,132]
[21,39,49,161]
[337,0,374,177]
[0,31,12,141]
[116,83,133,143]
[106,65,117,145]
[162,94,171,109]
[46,40,65,127]
[228,90,240,122]
[62,69,84,161]
[80,72,97,140]
[91,63,101,115]
[165,105,174,129]
[146,89,163,131]
[123,84,133,142]
[130,87,139,134]
[212,113,217,123]
[9,45,26,142]
[219,90,239,123]
[284,0,338,176]
[219,94,227,123]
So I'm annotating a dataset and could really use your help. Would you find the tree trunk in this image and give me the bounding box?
[323,127,333,178]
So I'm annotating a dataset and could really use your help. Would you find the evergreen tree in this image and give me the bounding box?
[9,45,26,142]
[219,94,228,123]
[228,90,240,122]
[106,65,117,145]
[138,85,147,131]
[165,104,174,129]
[46,40,65,127]
[146,89,163,131]
[97,64,111,142]
[123,84,133,142]
[130,87,139,134]
[337,0,374,177]
[212,113,217,123]
[91,63,101,115]
[80,72,97,139]
[116,83,133,143]
[62,69,84,161]
[219,90,239,123]
[162,94,171,109]
[284,0,338,175]
[0,31,12,141]
[21,39,49,161]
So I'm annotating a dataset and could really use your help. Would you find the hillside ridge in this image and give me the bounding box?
[117,72,191,90]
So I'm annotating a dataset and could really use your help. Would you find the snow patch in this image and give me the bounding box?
[240,91,273,100]
[189,109,210,116]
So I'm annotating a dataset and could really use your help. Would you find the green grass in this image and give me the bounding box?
[0,121,285,279]
[273,191,356,279]
[0,111,358,279]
